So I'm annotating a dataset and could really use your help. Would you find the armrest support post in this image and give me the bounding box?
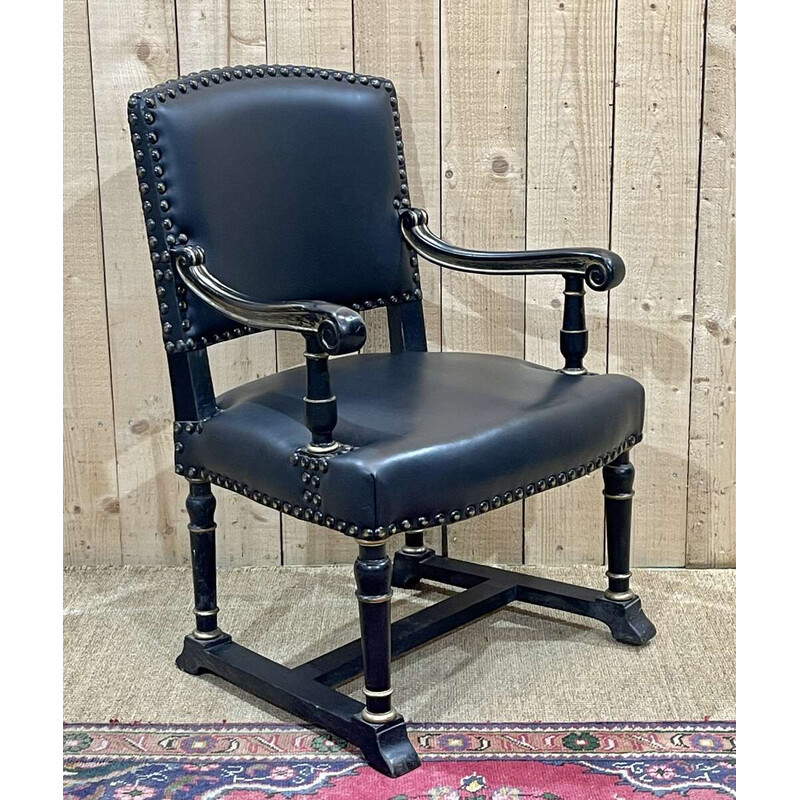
[171,245,363,453]
[560,275,589,375]
[400,207,624,372]
[303,335,340,454]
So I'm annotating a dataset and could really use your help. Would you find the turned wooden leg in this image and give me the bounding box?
[603,452,636,601]
[186,478,222,639]
[392,530,434,589]
[400,530,429,556]
[354,542,396,724]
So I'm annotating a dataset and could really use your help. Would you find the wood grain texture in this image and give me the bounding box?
[355,0,442,353]
[686,0,735,567]
[175,0,266,68]
[441,0,529,564]
[174,0,280,566]
[610,0,705,566]
[524,0,615,566]
[88,0,184,564]
[64,0,122,565]
[267,0,356,564]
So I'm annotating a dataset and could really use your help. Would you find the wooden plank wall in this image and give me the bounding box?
[65,0,735,568]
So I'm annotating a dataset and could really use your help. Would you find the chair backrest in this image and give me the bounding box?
[128,65,421,355]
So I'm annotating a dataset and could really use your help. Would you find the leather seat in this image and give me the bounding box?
[177,351,644,536]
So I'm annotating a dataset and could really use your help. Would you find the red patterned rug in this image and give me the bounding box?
[64,721,735,799]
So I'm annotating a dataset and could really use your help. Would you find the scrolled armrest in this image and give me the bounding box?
[400,207,625,291]
[171,246,366,355]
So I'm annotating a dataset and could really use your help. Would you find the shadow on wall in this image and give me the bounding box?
[73,114,714,568]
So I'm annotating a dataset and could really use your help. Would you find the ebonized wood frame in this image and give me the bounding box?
[169,205,654,778]
[177,511,655,777]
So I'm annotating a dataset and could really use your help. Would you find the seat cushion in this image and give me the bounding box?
[176,352,644,539]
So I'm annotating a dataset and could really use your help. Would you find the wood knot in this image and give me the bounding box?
[101,496,121,514]
[129,419,150,435]
[491,155,510,175]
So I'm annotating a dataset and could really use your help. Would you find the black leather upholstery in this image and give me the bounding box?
[176,352,644,536]
[128,66,416,350]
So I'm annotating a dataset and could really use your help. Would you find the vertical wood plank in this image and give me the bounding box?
[174,1,280,566]
[64,0,122,565]
[441,0,528,564]
[88,0,183,564]
[686,0,735,567]
[355,0,442,354]
[268,0,356,564]
[523,0,615,566]
[355,0,443,551]
[610,0,704,566]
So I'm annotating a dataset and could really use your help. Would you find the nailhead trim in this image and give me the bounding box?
[288,442,359,509]
[175,432,642,542]
[129,63,420,352]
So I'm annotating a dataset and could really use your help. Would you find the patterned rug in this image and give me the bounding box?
[64,721,735,799]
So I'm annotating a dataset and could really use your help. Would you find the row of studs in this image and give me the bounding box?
[175,432,642,541]
[133,63,411,213]
[129,100,189,350]
[132,105,237,352]
[129,64,420,351]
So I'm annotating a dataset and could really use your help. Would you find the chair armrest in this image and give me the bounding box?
[171,246,366,355]
[400,208,625,291]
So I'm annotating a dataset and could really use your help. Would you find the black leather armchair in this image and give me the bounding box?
[128,63,655,778]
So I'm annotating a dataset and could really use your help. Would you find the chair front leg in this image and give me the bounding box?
[603,452,636,601]
[354,542,396,724]
[186,478,223,639]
